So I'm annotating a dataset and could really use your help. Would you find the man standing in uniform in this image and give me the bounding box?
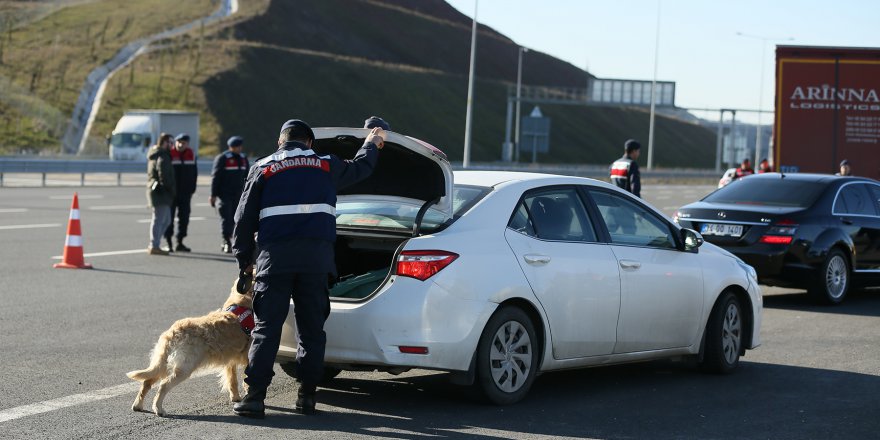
[164,133,198,252]
[211,136,249,253]
[734,157,755,179]
[610,139,642,198]
[231,119,385,418]
[757,158,772,173]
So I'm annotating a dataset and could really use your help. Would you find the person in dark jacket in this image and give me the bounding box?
[231,119,385,419]
[211,136,250,253]
[610,139,642,198]
[734,158,754,179]
[164,133,198,252]
[146,133,176,256]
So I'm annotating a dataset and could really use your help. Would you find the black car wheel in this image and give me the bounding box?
[810,248,850,305]
[280,362,341,384]
[699,291,742,374]
[474,306,539,405]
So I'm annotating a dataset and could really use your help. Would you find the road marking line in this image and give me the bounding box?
[0,209,28,213]
[0,371,214,424]
[50,195,104,200]
[51,249,145,259]
[89,205,147,210]
[0,223,61,230]
[135,216,206,224]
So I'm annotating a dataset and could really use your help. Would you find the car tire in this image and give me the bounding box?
[809,248,850,305]
[699,291,743,374]
[473,306,539,405]
[279,362,341,384]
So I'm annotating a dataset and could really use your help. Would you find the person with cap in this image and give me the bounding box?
[145,133,176,255]
[757,158,772,173]
[211,135,250,253]
[364,115,391,131]
[231,119,385,418]
[609,139,642,198]
[164,133,198,252]
[836,159,853,176]
[734,158,755,179]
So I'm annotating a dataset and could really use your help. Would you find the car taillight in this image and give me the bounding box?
[759,235,793,245]
[396,250,459,281]
[760,220,798,245]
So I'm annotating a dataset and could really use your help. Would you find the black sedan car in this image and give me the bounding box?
[675,173,880,304]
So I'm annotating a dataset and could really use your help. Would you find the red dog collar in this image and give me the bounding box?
[225,305,255,335]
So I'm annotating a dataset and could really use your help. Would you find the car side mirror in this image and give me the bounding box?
[681,228,703,252]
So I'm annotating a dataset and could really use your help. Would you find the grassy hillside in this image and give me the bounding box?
[0,0,218,154]
[3,0,717,169]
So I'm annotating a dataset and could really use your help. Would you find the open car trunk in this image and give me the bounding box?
[311,127,454,300]
[331,233,407,299]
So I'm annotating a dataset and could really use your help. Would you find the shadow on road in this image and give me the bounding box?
[162,360,880,439]
[763,288,880,317]
[91,268,181,278]
[168,252,236,263]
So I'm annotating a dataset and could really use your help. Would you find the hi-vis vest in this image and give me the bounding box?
[254,148,336,244]
[610,157,634,191]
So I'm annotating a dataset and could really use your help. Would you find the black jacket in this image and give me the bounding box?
[169,146,198,196]
[211,151,250,201]
[610,154,641,197]
[232,140,379,276]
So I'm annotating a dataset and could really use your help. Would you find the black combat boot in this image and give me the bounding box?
[295,384,317,415]
[164,237,174,253]
[221,238,232,253]
[175,239,191,252]
[233,388,266,419]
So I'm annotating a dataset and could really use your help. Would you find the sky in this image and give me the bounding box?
[446,0,880,124]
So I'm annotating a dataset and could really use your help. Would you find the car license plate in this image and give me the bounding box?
[700,223,743,237]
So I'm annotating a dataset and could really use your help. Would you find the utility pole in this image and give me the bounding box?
[647,0,661,170]
[462,0,478,168]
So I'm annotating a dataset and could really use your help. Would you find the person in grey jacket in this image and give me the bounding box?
[146,133,176,255]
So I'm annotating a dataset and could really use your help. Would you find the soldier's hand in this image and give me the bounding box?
[210,196,216,208]
[367,127,386,149]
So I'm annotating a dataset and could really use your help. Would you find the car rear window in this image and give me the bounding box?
[335,184,490,232]
[702,178,826,208]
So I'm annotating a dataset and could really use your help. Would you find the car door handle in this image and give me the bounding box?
[840,217,853,225]
[619,260,641,270]
[523,254,551,265]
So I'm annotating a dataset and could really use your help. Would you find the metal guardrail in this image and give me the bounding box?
[0,158,720,187]
[0,158,214,187]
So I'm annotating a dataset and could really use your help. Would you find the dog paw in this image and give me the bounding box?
[153,408,166,417]
[131,404,142,412]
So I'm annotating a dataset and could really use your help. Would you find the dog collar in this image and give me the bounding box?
[225,305,255,335]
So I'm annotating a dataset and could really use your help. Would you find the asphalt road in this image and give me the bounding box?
[0,183,878,439]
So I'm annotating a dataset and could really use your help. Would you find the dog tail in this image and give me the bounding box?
[126,333,172,381]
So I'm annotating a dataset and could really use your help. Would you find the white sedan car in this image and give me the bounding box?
[278,128,763,405]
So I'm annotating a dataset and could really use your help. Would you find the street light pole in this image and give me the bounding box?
[514,46,528,163]
[462,0,478,169]
[647,0,661,170]
[736,32,793,167]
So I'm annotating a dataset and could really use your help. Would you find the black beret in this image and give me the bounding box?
[624,139,641,151]
[279,119,315,142]
[175,133,190,142]
[227,136,244,147]
[364,116,391,131]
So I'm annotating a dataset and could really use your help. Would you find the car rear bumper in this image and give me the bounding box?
[277,276,497,372]
[724,245,815,288]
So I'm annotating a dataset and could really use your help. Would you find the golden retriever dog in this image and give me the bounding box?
[127,277,255,416]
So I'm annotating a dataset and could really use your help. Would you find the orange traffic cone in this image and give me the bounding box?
[54,192,93,269]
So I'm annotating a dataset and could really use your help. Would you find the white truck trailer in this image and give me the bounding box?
[108,110,199,160]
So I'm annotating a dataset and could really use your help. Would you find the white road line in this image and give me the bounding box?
[49,195,104,200]
[0,208,28,213]
[51,249,146,259]
[135,216,206,224]
[0,223,61,230]
[89,205,147,210]
[0,371,214,424]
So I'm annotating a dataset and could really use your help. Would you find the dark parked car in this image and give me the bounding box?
[675,173,880,304]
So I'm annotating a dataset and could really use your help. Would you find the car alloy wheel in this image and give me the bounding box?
[825,254,848,300]
[475,306,539,404]
[489,320,533,393]
[699,291,742,374]
[811,249,850,304]
[721,302,742,365]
